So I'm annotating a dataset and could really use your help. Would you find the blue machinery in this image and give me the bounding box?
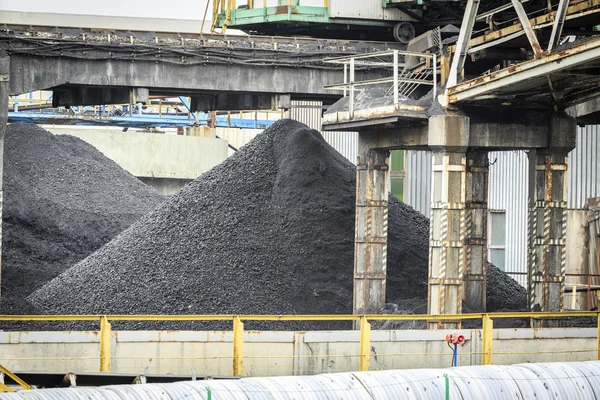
[8,95,276,130]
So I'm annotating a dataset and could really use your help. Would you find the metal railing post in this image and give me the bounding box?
[233,316,244,376]
[359,316,371,371]
[482,314,493,365]
[343,63,348,97]
[597,312,600,360]
[393,50,399,105]
[100,316,111,373]
[433,53,438,100]
[349,58,355,118]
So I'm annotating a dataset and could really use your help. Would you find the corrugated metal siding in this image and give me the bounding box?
[215,128,261,156]
[290,100,323,131]
[406,150,431,217]
[568,125,600,209]
[290,100,358,164]
[328,0,413,21]
[321,131,358,164]
[488,151,529,286]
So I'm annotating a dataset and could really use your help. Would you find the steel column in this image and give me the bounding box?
[446,0,480,87]
[510,0,543,55]
[428,151,467,329]
[528,151,568,322]
[464,151,489,313]
[354,136,390,316]
[548,0,570,52]
[0,54,7,303]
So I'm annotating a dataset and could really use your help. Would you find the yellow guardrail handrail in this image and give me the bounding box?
[0,312,598,375]
[0,365,31,391]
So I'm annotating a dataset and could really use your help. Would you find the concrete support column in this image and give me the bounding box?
[464,151,489,313]
[0,53,8,301]
[428,151,467,328]
[528,151,569,315]
[427,115,470,329]
[527,115,576,322]
[353,135,390,315]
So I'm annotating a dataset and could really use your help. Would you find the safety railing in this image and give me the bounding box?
[0,312,598,377]
[323,50,437,118]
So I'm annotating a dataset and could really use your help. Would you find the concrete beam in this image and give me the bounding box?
[358,125,428,150]
[52,87,132,107]
[7,54,380,101]
[567,96,600,125]
[191,93,291,112]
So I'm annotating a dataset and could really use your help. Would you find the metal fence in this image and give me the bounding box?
[0,312,598,377]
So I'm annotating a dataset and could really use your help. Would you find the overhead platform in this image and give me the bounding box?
[320,0,600,328]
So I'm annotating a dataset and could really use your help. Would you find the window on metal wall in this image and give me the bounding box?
[390,150,406,201]
[488,210,506,272]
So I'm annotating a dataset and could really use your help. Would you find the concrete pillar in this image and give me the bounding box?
[353,134,389,315]
[527,151,569,315]
[427,115,470,329]
[428,150,467,328]
[527,115,576,321]
[0,53,8,301]
[464,150,489,313]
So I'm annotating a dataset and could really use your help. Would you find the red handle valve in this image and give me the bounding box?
[445,334,466,345]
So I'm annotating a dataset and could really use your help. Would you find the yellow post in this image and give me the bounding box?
[597,312,600,361]
[0,365,30,390]
[233,316,244,376]
[248,0,254,8]
[482,314,493,365]
[100,316,112,373]
[359,316,371,371]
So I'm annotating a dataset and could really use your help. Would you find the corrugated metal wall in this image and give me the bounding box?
[405,151,432,217]
[568,125,600,209]
[488,151,529,286]
[290,100,358,164]
[328,0,413,21]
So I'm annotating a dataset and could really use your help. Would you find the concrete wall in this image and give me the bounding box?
[0,328,596,376]
[46,127,229,195]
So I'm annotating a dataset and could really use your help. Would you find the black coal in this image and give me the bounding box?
[28,120,526,330]
[1,123,164,314]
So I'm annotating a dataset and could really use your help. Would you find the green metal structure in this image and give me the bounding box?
[212,1,423,42]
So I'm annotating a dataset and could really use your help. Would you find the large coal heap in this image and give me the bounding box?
[2,123,164,313]
[29,120,526,329]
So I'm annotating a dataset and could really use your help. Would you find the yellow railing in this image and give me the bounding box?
[0,312,598,376]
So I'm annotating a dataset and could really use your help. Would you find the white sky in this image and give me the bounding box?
[0,0,211,20]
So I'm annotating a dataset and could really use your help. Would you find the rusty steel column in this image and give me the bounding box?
[354,135,390,316]
[528,151,569,317]
[463,150,489,313]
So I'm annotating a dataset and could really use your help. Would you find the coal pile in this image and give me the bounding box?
[2,123,164,314]
[29,120,526,330]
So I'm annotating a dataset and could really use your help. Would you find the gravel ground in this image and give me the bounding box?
[27,120,526,331]
[1,123,164,314]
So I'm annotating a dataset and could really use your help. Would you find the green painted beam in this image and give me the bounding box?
[216,5,397,29]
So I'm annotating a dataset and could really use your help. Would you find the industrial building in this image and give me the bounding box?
[0,0,599,398]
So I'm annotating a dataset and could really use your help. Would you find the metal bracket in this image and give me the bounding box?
[0,74,9,82]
